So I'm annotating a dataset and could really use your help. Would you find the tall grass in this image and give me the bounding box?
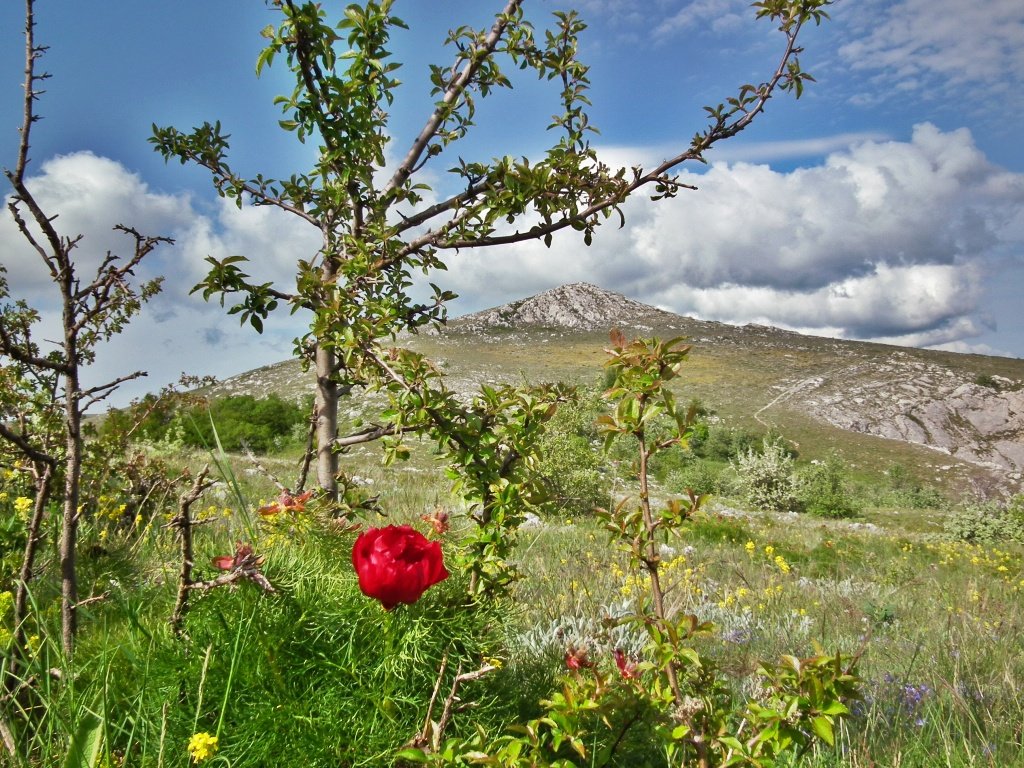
[3,437,1022,766]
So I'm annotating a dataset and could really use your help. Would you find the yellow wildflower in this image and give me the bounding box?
[187,732,219,763]
[744,541,755,555]
[14,496,32,519]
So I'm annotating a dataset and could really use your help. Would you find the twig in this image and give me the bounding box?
[74,592,108,609]
[410,655,497,753]
[242,442,287,492]
[170,466,214,636]
[296,399,317,492]
[186,569,275,594]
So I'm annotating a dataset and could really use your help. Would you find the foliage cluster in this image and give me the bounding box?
[731,438,804,515]
[944,494,1024,544]
[102,393,309,454]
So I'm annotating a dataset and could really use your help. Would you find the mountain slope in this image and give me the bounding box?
[209,282,1024,492]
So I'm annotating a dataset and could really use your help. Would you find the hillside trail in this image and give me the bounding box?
[752,372,831,430]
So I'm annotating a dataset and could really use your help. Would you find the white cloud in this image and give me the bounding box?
[1,153,193,296]
[438,124,1024,353]
[1,151,320,408]
[838,0,1024,105]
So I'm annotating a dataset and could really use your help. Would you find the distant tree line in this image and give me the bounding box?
[101,393,309,454]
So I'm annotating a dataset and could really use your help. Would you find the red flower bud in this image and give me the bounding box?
[420,508,450,536]
[614,648,640,679]
[352,525,449,610]
[565,645,593,670]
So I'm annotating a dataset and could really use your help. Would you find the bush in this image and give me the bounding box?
[974,373,999,390]
[798,452,862,519]
[666,459,724,496]
[882,463,945,509]
[692,423,763,463]
[732,437,802,513]
[944,494,1024,543]
[180,394,309,453]
[536,391,611,516]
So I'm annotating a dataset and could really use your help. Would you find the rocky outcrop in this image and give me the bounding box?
[449,282,688,333]
[449,284,1024,479]
[797,356,1024,477]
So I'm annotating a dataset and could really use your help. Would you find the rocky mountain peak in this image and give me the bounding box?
[450,281,682,332]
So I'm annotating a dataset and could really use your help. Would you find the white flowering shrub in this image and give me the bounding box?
[732,437,803,513]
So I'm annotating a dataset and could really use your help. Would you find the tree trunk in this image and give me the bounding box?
[60,376,81,657]
[314,340,339,500]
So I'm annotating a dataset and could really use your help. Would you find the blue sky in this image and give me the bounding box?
[2,0,1022,406]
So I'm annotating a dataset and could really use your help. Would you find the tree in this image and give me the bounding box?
[152,0,830,501]
[1,0,170,656]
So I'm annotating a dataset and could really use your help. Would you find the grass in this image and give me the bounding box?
[4,341,1024,766]
[511,502,1024,766]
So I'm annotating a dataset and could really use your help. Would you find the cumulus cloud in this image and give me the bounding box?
[439,124,1024,354]
[1,151,319,407]
[1,153,193,296]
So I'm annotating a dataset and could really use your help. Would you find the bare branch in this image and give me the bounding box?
[383,0,523,197]
[170,465,215,635]
[80,371,148,411]
[0,422,55,467]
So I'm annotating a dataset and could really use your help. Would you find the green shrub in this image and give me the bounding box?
[944,494,1024,543]
[691,423,763,462]
[536,392,610,516]
[798,452,862,519]
[882,463,946,509]
[666,458,724,496]
[974,372,999,390]
[178,394,308,454]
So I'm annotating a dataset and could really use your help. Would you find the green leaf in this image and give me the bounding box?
[63,709,104,768]
[393,748,428,763]
[811,715,835,746]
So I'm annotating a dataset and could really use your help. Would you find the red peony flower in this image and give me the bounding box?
[352,525,449,610]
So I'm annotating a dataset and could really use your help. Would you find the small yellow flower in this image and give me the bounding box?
[187,732,219,763]
[763,544,775,556]
[14,496,32,519]
[744,541,755,555]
